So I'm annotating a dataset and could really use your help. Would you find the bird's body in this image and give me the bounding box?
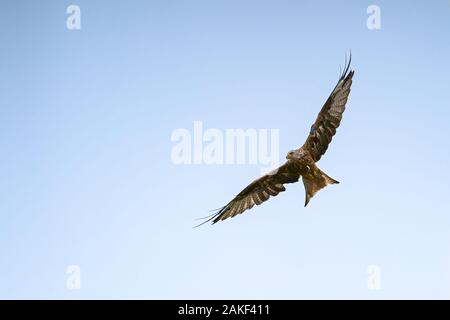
[199,55,354,226]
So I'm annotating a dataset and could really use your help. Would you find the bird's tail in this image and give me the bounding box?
[302,167,339,206]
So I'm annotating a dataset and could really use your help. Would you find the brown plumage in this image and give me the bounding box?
[199,55,354,226]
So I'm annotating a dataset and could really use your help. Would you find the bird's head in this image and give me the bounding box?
[286,149,304,160]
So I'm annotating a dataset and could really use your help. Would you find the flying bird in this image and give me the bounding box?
[199,55,354,225]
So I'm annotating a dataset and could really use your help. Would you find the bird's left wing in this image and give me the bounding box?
[198,161,301,226]
[302,56,354,162]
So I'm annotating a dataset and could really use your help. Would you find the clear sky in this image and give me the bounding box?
[1,0,449,299]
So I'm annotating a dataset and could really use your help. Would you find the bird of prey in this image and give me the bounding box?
[200,55,354,225]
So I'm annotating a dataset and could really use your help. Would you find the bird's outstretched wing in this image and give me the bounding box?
[197,161,301,226]
[302,55,354,162]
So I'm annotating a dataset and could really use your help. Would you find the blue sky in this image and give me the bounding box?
[0,0,449,299]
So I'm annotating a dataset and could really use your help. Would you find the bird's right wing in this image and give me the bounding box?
[198,161,301,226]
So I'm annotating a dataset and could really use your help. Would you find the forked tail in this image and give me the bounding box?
[302,168,339,206]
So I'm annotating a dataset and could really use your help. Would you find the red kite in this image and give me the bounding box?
[200,55,354,225]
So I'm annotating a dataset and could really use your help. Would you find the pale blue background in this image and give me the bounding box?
[1,0,449,299]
